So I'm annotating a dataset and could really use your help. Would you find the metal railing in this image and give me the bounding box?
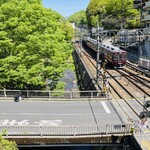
[132,120,150,149]
[0,124,132,136]
[0,89,107,100]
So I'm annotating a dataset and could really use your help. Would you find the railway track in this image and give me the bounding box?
[106,69,149,118]
[117,69,150,97]
[126,62,150,78]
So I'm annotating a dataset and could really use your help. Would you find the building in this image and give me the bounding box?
[142,0,150,28]
[141,0,150,57]
[139,0,150,70]
[133,0,147,9]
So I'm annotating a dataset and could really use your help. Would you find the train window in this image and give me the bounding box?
[113,54,118,60]
[119,54,122,59]
[122,54,127,59]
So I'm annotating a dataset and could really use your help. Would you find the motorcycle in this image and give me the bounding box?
[14,94,22,102]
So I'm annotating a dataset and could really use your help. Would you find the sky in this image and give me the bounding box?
[42,0,90,17]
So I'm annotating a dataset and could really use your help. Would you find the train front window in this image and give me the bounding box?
[119,54,122,59]
[122,54,127,59]
[113,55,118,60]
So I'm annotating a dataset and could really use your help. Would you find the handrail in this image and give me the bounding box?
[0,89,107,99]
[131,118,150,148]
[0,124,132,136]
[134,123,150,142]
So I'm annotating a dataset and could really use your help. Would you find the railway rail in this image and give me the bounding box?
[106,69,149,118]
[126,62,150,78]
[116,69,150,97]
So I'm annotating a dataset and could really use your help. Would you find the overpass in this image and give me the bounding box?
[0,94,144,150]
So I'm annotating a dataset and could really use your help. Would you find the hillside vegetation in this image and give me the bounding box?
[68,0,141,29]
[67,10,87,26]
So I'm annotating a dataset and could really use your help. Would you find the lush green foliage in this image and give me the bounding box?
[0,135,18,150]
[67,10,87,26]
[0,0,74,90]
[86,0,141,29]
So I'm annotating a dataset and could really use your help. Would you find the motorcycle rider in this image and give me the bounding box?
[14,92,22,102]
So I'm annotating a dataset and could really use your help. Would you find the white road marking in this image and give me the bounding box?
[35,120,62,126]
[101,101,111,114]
[0,120,62,126]
[0,120,29,126]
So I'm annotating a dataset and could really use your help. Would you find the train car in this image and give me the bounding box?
[82,36,127,68]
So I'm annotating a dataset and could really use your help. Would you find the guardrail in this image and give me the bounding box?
[0,124,132,136]
[0,89,106,100]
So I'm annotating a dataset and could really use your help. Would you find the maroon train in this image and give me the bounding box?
[83,36,127,68]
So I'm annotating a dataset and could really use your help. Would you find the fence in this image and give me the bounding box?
[0,124,132,136]
[0,89,106,100]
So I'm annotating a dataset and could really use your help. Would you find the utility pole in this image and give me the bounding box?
[143,95,146,111]
[96,22,101,83]
[139,0,143,27]
[120,0,124,29]
[80,26,82,47]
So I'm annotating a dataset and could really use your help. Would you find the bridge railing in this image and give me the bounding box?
[0,89,106,100]
[0,124,132,136]
[132,121,150,149]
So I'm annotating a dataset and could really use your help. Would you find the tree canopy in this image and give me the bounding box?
[67,10,87,27]
[0,0,74,90]
[86,0,140,29]
[67,0,141,29]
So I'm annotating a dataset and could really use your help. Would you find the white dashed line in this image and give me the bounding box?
[101,101,111,114]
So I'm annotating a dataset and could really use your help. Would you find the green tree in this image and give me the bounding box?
[101,16,121,29]
[0,135,18,150]
[106,0,140,28]
[67,10,87,26]
[86,0,140,29]
[86,0,107,27]
[0,0,74,90]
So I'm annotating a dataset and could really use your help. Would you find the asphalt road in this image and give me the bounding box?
[0,100,122,126]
